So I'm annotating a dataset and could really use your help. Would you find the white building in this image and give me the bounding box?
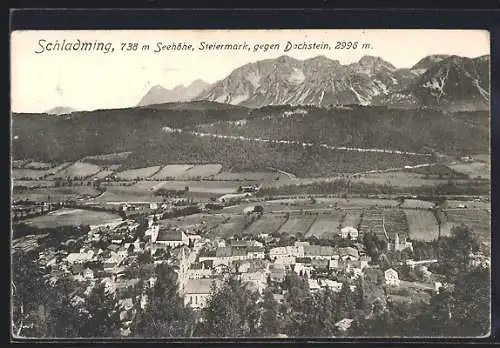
[183,278,218,309]
[340,226,359,240]
[270,245,304,261]
[384,268,400,287]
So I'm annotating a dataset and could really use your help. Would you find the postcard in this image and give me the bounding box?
[10,29,491,339]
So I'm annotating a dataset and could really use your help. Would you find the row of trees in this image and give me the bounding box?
[259,179,490,198]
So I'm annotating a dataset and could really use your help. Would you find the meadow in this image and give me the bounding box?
[21,208,121,228]
[404,210,439,241]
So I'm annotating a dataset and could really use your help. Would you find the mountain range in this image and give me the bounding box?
[137,79,211,106]
[138,54,490,111]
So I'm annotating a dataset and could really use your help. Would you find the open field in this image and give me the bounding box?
[306,213,342,239]
[23,161,54,170]
[211,215,247,238]
[178,164,222,179]
[277,216,316,236]
[130,181,169,192]
[401,199,435,209]
[12,169,49,180]
[13,180,55,188]
[90,170,115,180]
[213,171,285,181]
[83,151,132,162]
[447,162,490,179]
[91,185,158,203]
[404,210,439,241]
[160,181,240,194]
[445,199,490,210]
[20,208,121,228]
[244,215,287,236]
[441,209,491,243]
[383,209,409,239]
[91,191,162,203]
[150,165,193,180]
[45,163,73,175]
[53,162,102,179]
[359,209,385,240]
[351,171,450,187]
[471,154,490,163]
[13,186,101,202]
[114,166,161,180]
[12,160,30,169]
[159,213,228,232]
[340,210,362,228]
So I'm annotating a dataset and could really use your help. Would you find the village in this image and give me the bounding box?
[21,189,487,337]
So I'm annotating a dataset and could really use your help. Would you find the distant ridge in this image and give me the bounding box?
[45,106,76,115]
[137,79,211,106]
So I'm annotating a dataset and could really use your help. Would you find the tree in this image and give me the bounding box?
[260,289,280,336]
[131,263,194,337]
[12,251,46,337]
[79,283,122,337]
[200,276,261,337]
[452,266,490,336]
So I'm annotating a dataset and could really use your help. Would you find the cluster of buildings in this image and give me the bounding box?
[29,198,473,337]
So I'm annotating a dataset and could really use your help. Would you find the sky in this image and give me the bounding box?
[11,29,490,113]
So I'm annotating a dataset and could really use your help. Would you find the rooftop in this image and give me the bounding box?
[184,278,218,294]
[157,229,184,241]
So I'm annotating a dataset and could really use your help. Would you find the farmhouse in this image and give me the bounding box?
[384,268,400,287]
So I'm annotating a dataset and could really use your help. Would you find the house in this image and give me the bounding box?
[338,247,359,261]
[183,278,218,309]
[294,263,312,277]
[303,245,335,260]
[270,246,304,262]
[384,268,400,287]
[321,279,343,292]
[149,203,158,210]
[186,262,213,279]
[335,318,354,332]
[103,253,126,271]
[340,226,359,240]
[118,297,135,322]
[155,229,189,247]
[116,278,141,299]
[101,277,117,295]
[269,264,286,283]
[240,271,267,293]
[83,268,95,280]
[308,279,321,292]
[145,224,160,242]
[66,251,94,264]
